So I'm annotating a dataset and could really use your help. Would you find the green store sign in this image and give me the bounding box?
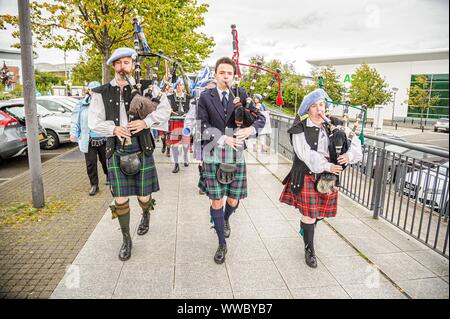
[344,74,352,83]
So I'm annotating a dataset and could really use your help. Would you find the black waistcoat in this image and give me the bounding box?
[282,117,338,190]
[92,81,155,158]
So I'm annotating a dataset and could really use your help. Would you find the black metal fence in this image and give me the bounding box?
[269,113,449,258]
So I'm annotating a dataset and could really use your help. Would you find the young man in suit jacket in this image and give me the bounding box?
[197,57,266,264]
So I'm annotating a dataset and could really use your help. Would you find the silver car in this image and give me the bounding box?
[434,118,449,132]
[0,102,48,162]
[1,100,71,150]
[11,96,79,116]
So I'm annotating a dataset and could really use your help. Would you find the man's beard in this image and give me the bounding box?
[115,69,132,81]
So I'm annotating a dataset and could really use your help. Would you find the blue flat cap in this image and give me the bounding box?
[87,81,101,89]
[298,88,330,116]
[106,47,137,65]
[254,93,262,100]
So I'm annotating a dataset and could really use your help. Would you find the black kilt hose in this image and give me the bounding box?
[107,139,160,197]
[202,145,247,200]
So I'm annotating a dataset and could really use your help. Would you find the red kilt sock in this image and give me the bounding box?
[210,206,226,245]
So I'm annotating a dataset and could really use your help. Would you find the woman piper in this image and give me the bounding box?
[279,88,362,268]
[167,80,191,173]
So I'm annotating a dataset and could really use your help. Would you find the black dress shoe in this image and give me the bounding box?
[89,185,99,196]
[305,246,317,268]
[161,145,166,153]
[184,163,189,167]
[172,164,180,173]
[224,219,231,238]
[214,243,227,264]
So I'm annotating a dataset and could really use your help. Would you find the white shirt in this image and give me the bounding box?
[88,78,171,136]
[292,118,363,173]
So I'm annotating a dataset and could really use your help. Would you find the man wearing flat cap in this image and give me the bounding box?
[88,47,171,261]
[279,88,362,268]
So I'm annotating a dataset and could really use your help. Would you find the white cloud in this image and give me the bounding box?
[1,0,448,74]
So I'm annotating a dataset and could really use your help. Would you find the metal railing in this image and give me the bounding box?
[269,112,449,258]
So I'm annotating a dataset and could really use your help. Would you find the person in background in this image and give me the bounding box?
[70,81,108,196]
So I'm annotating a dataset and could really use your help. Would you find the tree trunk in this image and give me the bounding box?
[101,49,111,84]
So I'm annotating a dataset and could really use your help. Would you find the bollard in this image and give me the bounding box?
[421,125,424,132]
[395,123,398,130]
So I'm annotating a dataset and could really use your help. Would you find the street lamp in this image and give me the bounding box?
[391,87,398,125]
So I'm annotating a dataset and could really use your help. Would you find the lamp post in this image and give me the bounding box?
[391,87,398,125]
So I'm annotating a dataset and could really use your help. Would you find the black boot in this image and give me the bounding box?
[137,197,155,236]
[89,185,99,196]
[161,138,167,154]
[116,206,132,261]
[214,243,227,264]
[166,147,171,157]
[301,221,317,268]
[172,163,180,173]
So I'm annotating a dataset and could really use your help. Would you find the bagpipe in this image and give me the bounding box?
[227,24,284,129]
[313,77,367,194]
[126,17,192,122]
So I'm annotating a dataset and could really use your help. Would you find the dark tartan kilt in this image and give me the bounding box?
[167,118,191,146]
[198,166,207,193]
[279,174,338,218]
[202,145,247,200]
[107,142,160,197]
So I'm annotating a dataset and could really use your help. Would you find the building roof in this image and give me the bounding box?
[0,49,21,60]
[306,48,449,66]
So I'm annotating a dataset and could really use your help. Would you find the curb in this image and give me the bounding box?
[0,145,79,188]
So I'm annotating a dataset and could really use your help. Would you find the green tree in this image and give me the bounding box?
[34,70,65,95]
[239,56,306,114]
[406,75,440,127]
[348,63,392,108]
[1,0,214,83]
[306,65,345,103]
[71,48,103,86]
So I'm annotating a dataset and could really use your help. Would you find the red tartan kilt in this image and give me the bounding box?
[279,174,338,218]
[167,119,190,145]
[155,130,166,137]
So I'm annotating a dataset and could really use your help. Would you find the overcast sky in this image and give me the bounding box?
[1,0,448,74]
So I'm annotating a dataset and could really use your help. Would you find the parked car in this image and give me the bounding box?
[361,140,447,183]
[10,96,78,115]
[0,101,71,150]
[434,118,449,132]
[0,103,47,162]
[403,161,449,215]
[360,134,407,176]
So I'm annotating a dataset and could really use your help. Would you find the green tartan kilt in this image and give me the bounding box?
[107,142,160,197]
[202,145,247,200]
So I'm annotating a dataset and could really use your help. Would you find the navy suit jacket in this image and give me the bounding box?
[197,87,266,150]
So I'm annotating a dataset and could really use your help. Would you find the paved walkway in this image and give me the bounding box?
[50,141,449,299]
